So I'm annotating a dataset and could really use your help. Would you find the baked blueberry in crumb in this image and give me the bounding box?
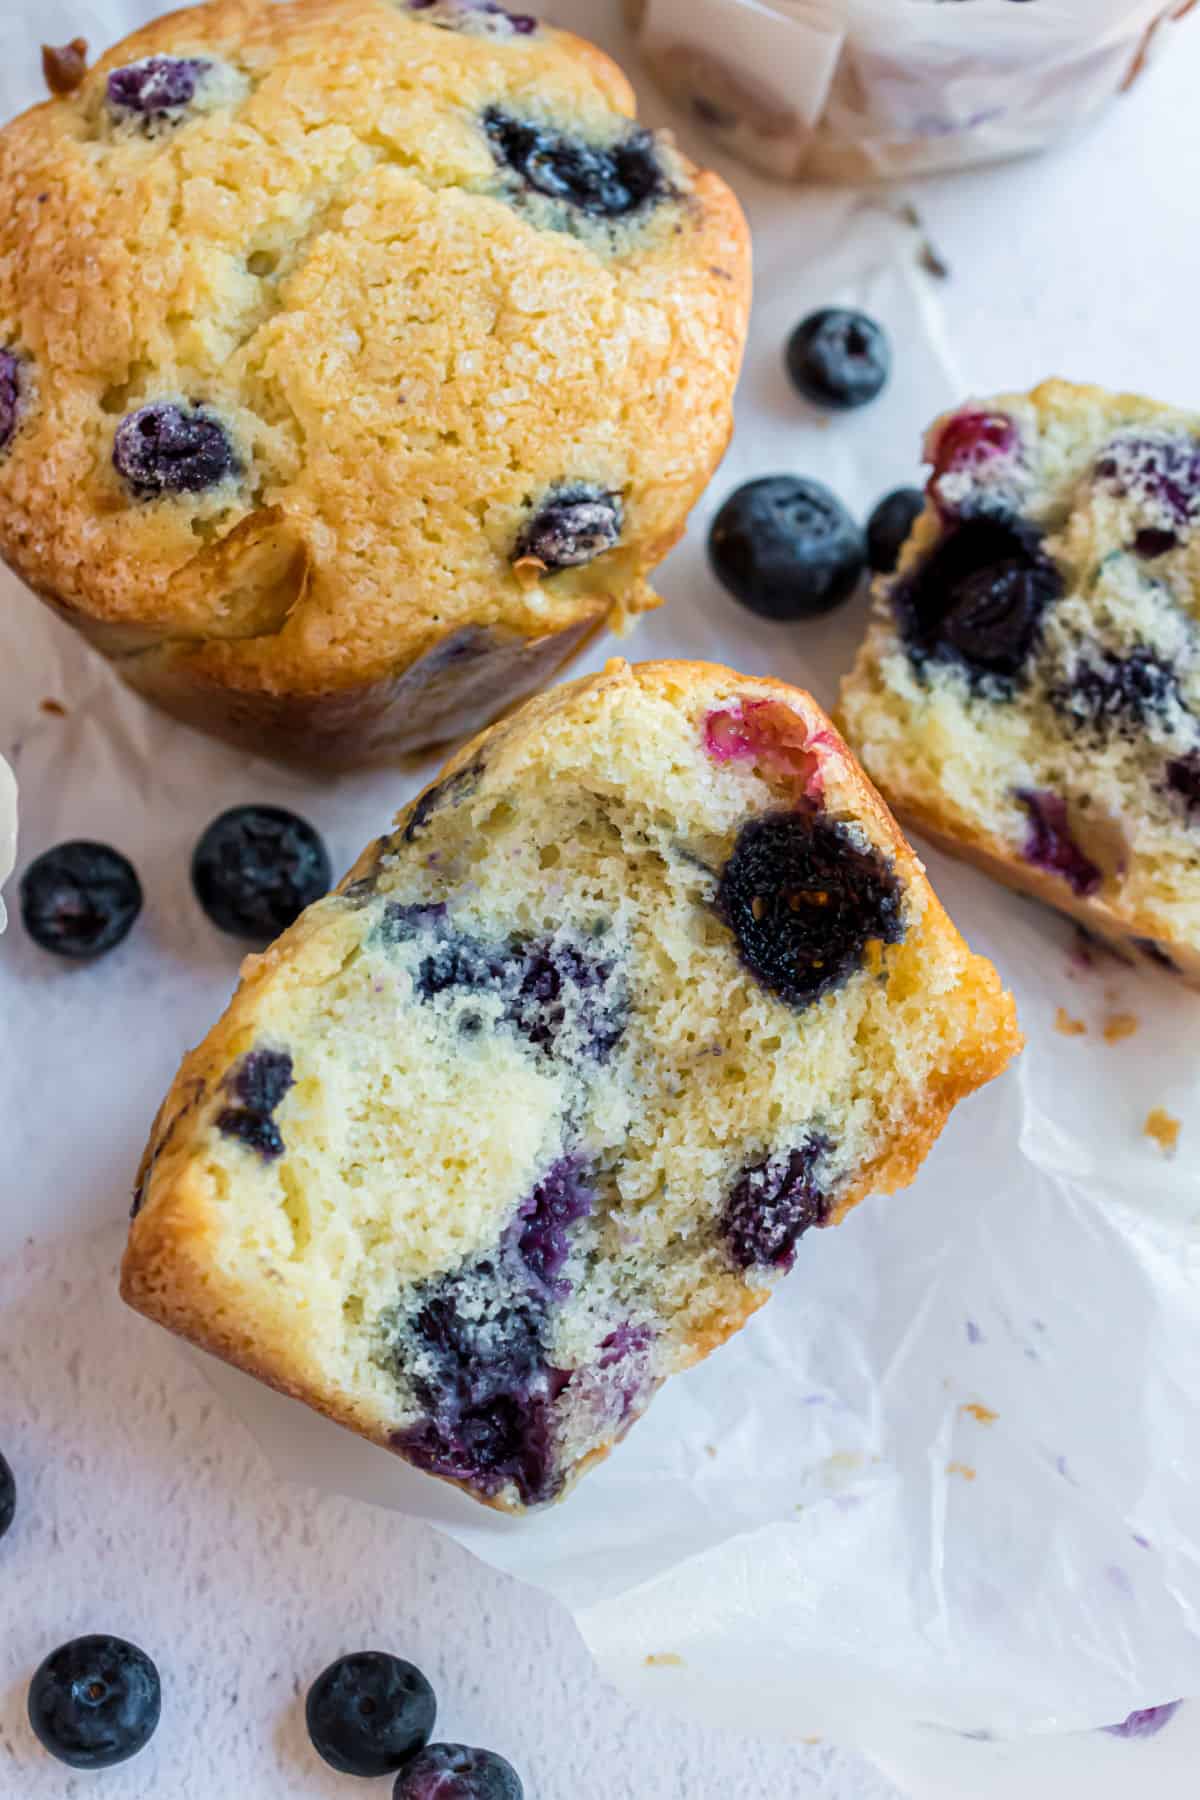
[866,487,923,574]
[1051,648,1182,735]
[929,410,1020,510]
[1093,433,1200,528]
[393,1743,524,1799]
[715,810,904,1008]
[893,514,1061,687]
[28,1636,160,1770]
[305,1651,436,1778]
[19,840,142,958]
[708,476,866,620]
[113,401,237,497]
[1103,1702,1182,1740]
[0,349,24,453]
[483,107,664,217]
[1015,790,1101,897]
[722,1137,832,1271]
[785,309,891,411]
[107,56,209,116]
[192,805,331,940]
[216,1048,294,1159]
[402,762,484,842]
[511,1156,594,1295]
[0,1450,14,1541]
[513,485,623,569]
[408,0,537,32]
[1166,751,1200,816]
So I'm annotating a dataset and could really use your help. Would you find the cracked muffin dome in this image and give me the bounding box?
[840,379,1200,985]
[121,657,1019,1512]
[0,0,749,767]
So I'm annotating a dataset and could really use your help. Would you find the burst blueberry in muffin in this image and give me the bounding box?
[840,380,1200,984]
[0,0,748,766]
[122,659,1018,1512]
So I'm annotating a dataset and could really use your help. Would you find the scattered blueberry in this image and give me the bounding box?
[191,805,330,941]
[1051,648,1181,735]
[107,55,208,116]
[722,1137,832,1271]
[866,487,924,573]
[708,476,866,620]
[0,1450,14,1540]
[785,309,890,411]
[113,401,237,498]
[28,1636,161,1770]
[306,1651,436,1778]
[408,0,537,32]
[1103,1702,1182,1740]
[483,108,664,218]
[1094,432,1200,528]
[513,485,622,570]
[1133,528,1178,559]
[1165,751,1200,816]
[511,1156,594,1295]
[1015,790,1102,897]
[0,348,24,454]
[715,809,905,1008]
[19,840,142,958]
[892,514,1061,687]
[216,1048,294,1159]
[929,409,1020,509]
[394,1743,524,1799]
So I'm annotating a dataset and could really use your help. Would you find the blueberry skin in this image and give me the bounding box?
[708,476,866,620]
[113,401,237,498]
[866,487,924,574]
[28,1636,161,1770]
[393,1742,524,1799]
[786,309,891,411]
[306,1652,436,1777]
[19,841,142,959]
[0,348,23,453]
[0,1450,14,1540]
[191,805,331,941]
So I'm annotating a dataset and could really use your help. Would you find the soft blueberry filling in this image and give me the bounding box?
[1015,790,1102,897]
[0,349,23,454]
[715,810,905,1009]
[113,401,238,497]
[216,1048,294,1159]
[407,0,538,33]
[106,56,210,117]
[892,514,1062,689]
[513,485,623,570]
[721,1137,832,1271]
[1166,751,1200,816]
[1050,647,1184,736]
[508,1156,594,1297]
[1093,432,1200,530]
[483,107,665,218]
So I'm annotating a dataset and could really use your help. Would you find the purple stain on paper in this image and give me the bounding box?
[1055,1454,1078,1486]
[1132,1533,1152,1551]
[965,1320,983,1345]
[1103,1702,1182,1740]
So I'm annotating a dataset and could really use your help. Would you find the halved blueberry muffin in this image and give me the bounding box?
[121,659,1019,1511]
[841,380,1200,984]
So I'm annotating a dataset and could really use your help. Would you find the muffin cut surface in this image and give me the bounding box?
[840,379,1200,983]
[122,660,1020,1510]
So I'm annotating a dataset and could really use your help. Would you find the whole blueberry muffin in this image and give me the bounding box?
[840,379,1200,983]
[122,658,1019,1511]
[0,1,749,766]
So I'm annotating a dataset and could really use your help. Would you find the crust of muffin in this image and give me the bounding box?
[0,0,750,765]
[121,658,1021,1510]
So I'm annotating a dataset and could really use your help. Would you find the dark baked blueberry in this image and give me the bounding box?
[508,938,627,1059]
[192,805,330,941]
[305,1652,436,1778]
[893,514,1061,687]
[1094,433,1200,528]
[708,476,866,621]
[785,309,890,411]
[402,762,483,843]
[408,0,537,31]
[929,410,1020,512]
[722,1137,832,1272]
[28,1636,160,1770]
[1015,790,1101,897]
[394,1743,524,1799]
[1103,1702,1181,1740]
[1166,751,1200,816]
[483,107,664,217]
[216,1048,294,1159]
[113,401,237,498]
[866,487,924,573]
[513,485,622,570]
[1051,648,1181,735]
[0,348,23,454]
[1133,528,1179,559]
[19,840,142,959]
[0,1450,14,1541]
[715,810,904,1008]
[107,56,208,115]
[512,1156,594,1294]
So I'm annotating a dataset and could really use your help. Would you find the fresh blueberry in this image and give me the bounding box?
[1103,1702,1182,1740]
[28,1636,161,1770]
[113,402,237,498]
[715,810,905,1008]
[513,485,622,570]
[191,805,331,941]
[1015,791,1101,897]
[866,487,923,573]
[892,514,1061,687]
[107,56,208,116]
[394,1743,524,1799]
[708,475,866,620]
[0,348,24,454]
[483,108,664,217]
[785,309,890,411]
[305,1651,436,1778]
[19,841,142,959]
[1051,648,1181,735]
[722,1138,832,1272]
[0,1450,14,1540]
[511,1157,594,1295]
[1166,751,1200,816]
[216,1048,294,1159]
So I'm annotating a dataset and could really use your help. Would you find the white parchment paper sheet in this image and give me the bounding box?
[1,0,1199,1784]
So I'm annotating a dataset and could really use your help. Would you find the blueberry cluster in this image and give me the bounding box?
[216,1048,295,1160]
